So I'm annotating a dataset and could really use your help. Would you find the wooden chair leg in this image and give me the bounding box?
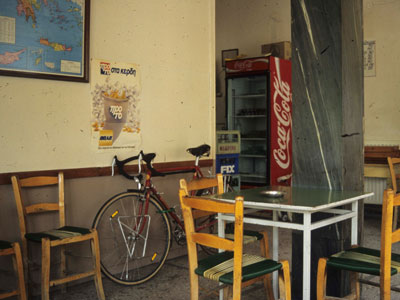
[260,231,275,300]
[232,282,242,299]
[316,258,327,300]
[263,274,275,300]
[20,241,31,298]
[393,206,398,231]
[188,272,199,300]
[90,231,105,300]
[278,260,291,300]
[223,286,232,300]
[11,243,27,300]
[349,272,360,300]
[60,244,67,293]
[41,238,51,300]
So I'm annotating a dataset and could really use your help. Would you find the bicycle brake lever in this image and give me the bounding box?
[138,151,144,174]
[135,177,142,190]
[111,157,116,176]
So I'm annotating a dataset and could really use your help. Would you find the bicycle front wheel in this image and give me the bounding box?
[93,191,172,285]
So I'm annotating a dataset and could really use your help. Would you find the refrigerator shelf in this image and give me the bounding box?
[232,94,266,99]
[240,173,267,179]
[241,138,266,141]
[234,115,266,118]
[240,154,267,158]
[241,132,267,139]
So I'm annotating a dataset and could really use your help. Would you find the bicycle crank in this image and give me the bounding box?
[173,225,186,246]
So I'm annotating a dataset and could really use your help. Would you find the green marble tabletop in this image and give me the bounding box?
[209,186,373,213]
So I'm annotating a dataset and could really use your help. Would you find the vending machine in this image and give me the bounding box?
[225,56,292,187]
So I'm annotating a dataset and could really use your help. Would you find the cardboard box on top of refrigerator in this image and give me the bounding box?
[216,130,240,154]
[261,41,291,60]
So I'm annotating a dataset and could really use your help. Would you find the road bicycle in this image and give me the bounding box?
[92,144,217,285]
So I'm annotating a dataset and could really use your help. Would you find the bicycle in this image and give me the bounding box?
[92,144,216,286]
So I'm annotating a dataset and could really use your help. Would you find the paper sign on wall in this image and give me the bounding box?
[91,59,141,150]
[364,40,376,77]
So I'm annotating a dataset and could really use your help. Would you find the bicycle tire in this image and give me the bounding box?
[93,191,172,285]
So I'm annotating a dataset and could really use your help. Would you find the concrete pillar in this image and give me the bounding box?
[291,0,363,298]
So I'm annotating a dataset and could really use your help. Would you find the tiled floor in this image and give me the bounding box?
[43,212,397,299]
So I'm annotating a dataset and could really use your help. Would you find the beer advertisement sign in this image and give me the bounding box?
[91,59,141,151]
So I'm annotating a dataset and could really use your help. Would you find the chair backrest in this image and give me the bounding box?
[178,189,244,296]
[180,173,224,195]
[180,174,224,219]
[380,189,400,297]
[387,157,400,194]
[11,173,65,258]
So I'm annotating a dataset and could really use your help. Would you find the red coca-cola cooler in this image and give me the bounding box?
[225,56,292,187]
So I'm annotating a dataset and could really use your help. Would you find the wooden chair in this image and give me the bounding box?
[316,189,400,300]
[180,174,275,299]
[0,241,27,300]
[388,157,400,230]
[11,173,105,300]
[178,189,291,300]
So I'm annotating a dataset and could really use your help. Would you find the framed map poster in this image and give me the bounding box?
[0,0,90,82]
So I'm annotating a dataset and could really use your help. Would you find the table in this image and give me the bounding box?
[209,186,374,300]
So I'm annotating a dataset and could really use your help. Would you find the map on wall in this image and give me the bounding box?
[0,0,88,81]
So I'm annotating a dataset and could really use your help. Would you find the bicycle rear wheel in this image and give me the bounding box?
[93,191,172,285]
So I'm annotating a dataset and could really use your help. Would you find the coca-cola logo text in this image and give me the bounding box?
[272,66,292,170]
[233,60,252,71]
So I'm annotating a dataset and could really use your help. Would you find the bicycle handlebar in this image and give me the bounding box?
[140,152,166,177]
[112,153,143,181]
[112,144,210,181]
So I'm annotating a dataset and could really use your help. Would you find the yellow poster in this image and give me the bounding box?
[91,59,141,150]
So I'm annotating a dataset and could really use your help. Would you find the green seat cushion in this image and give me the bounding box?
[224,228,264,244]
[327,247,400,276]
[0,240,12,250]
[25,226,91,242]
[195,251,282,285]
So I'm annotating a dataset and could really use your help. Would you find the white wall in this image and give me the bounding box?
[0,0,216,173]
[215,0,291,128]
[363,0,400,146]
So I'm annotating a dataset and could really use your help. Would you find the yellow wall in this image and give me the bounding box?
[364,0,400,146]
[0,0,216,173]
[215,0,291,128]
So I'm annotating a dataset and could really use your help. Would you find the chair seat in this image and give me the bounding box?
[327,247,400,276]
[224,229,264,245]
[0,240,12,250]
[195,251,282,285]
[25,226,91,242]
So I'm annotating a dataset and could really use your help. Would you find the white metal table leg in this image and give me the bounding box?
[273,210,279,298]
[218,213,224,300]
[303,212,312,300]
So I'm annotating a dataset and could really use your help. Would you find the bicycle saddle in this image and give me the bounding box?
[187,144,210,157]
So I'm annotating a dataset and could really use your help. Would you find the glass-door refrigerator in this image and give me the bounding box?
[225,56,292,187]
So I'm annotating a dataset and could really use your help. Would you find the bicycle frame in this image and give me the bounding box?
[143,164,204,231]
